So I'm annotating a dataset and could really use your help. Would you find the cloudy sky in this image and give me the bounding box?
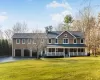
[0,0,100,31]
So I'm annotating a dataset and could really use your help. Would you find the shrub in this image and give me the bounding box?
[87,53,90,56]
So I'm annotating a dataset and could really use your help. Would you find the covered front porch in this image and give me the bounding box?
[45,48,87,57]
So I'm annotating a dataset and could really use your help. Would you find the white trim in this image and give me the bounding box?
[16,39,20,44]
[22,39,25,44]
[30,49,32,57]
[14,49,15,57]
[63,38,69,44]
[56,31,76,38]
[48,39,52,44]
[73,39,77,44]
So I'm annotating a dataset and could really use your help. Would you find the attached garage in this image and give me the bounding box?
[15,49,21,57]
[24,49,30,57]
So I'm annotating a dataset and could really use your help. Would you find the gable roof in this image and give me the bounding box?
[47,31,84,38]
[56,31,76,38]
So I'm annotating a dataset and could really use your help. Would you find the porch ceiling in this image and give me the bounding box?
[47,44,86,48]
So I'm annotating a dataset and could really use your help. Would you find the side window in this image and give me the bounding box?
[74,39,77,44]
[55,39,58,44]
[80,39,84,43]
[49,39,52,44]
[16,39,20,44]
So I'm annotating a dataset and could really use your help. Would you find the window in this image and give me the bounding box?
[28,39,31,44]
[63,38,68,44]
[55,39,58,44]
[64,34,67,37]
[16,39,20,44]
[48,48,55,52]
[74,39,77,44]
[80,39,84,43]
[22,39,25,44]
[49,39,52,44]
[80,48,85,52]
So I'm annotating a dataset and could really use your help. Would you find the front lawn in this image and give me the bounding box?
[0,57,100,80]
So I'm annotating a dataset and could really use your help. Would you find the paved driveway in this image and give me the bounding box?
[0,57,33,63]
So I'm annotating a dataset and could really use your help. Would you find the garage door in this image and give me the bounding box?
[32,51,37,57]
[24,49,30,57]
[15,49,21,57]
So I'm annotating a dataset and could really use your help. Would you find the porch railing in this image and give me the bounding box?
[46,52,65,56]
[46,52,86,57]
[69,52,86,56]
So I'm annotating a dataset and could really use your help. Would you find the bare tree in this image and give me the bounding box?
[12,22,28,33]
[30,29,47,59]
[4,29,13,43]
[0,26,4,39]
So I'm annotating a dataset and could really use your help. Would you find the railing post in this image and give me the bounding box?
[77,48,78,56]
[55,48,56,56]
[69,49,70,57]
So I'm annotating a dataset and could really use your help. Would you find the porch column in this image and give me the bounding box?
[30,49,32,57]
[77,48,78,56]
[55,48,56,56]
[21,49,24,57]
[63,48,65,57]
[69,48,70,57]
[85,48,87,56]
[46,48,48,56]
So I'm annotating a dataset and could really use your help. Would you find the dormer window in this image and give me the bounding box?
[64,34,67,37]
[74,39,77,44]
[80,39,84,43]
[55,39,58,44]
[49,39,52,44]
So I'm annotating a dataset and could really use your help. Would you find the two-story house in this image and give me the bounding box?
[12,31,87,57]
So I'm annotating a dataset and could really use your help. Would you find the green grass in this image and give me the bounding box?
[0,57,100,80]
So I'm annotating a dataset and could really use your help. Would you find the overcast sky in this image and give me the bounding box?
[0,0,100,31]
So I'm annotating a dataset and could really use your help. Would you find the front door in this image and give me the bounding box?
[65,49,68,56]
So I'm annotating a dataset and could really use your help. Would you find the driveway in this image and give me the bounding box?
[0,57,33,63]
